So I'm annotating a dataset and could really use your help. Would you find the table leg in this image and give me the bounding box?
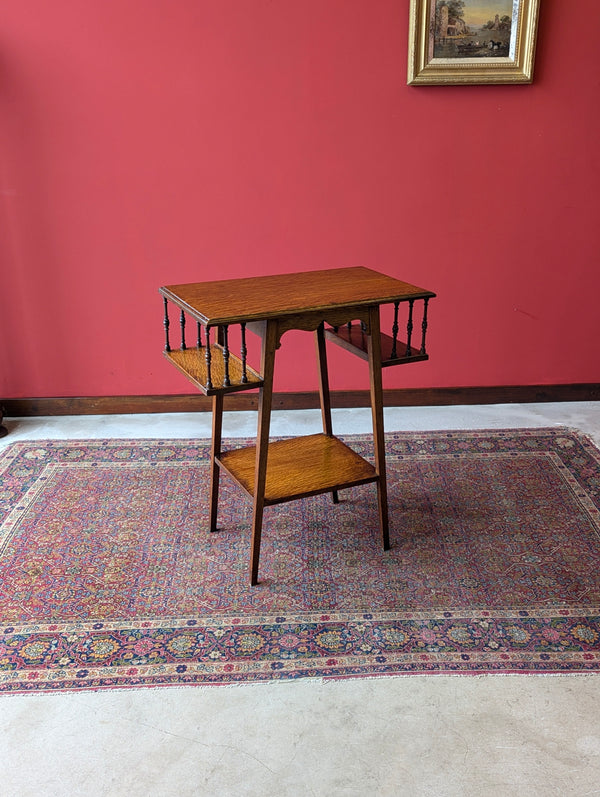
[315,323,339,504]
[367,306,390,550]
[250,319,278,585]
[209,392,224,532]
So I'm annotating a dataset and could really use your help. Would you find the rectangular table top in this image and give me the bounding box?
[160,266,435,326]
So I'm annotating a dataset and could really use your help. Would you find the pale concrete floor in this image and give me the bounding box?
[1,402,600,797]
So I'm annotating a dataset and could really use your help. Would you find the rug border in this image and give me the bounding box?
[2,427,600,694]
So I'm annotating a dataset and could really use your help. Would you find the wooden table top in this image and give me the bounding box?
[160,266,435,326]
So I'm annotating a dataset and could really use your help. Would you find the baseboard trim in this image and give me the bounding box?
[2,384,599,417]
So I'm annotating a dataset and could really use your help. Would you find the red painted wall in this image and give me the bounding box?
[1,0,599,399]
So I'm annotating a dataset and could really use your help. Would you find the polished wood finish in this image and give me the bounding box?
[315,323,339,504]
[326,323,429,366]
[159,266,437,585]
[249,319,279,585]
[4,384,600,417]
[366,305,390,550]
[209,392,223,532]
[217,433,377,504]
[164,346,263,395]
[160,267,434,327]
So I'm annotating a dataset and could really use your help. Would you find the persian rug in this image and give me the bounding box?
[1,428,600,694]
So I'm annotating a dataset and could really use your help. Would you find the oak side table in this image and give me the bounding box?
[159,267,435,585]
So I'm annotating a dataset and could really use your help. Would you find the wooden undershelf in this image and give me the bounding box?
[164,346,263,395]
[325,324,428,366]
[216,433,378,505]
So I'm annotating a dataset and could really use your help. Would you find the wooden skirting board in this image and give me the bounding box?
[2,384,599,416]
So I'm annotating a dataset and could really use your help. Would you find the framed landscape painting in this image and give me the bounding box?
[407,0,540,85]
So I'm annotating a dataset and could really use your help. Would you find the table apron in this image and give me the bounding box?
[248,305,374,347]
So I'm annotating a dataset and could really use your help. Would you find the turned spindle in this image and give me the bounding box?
[420,297,429,355]
[240,322,248,383]
[205,326,213,390]
[222,324,231,387]
[390,301,400,359]
[406,299,414,357]
[163,298,171,352]
[180,310,187,350]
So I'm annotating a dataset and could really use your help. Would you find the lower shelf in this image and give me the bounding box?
[216,433,378,505]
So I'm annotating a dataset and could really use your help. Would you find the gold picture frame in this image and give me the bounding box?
[408,0,540,85]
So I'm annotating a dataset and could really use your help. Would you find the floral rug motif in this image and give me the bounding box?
[1,428,600,693]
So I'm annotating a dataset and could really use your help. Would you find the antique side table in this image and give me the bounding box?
[159,267,435,584]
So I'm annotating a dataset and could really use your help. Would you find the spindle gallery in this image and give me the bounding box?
[159,267,435,584]
[326,297,430,367]
[162,299,262,395]
[161,295,431,394]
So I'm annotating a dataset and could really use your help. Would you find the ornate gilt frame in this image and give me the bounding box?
[407,0,540,85]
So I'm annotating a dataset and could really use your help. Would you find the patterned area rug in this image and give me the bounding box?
[1,428,600,693]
